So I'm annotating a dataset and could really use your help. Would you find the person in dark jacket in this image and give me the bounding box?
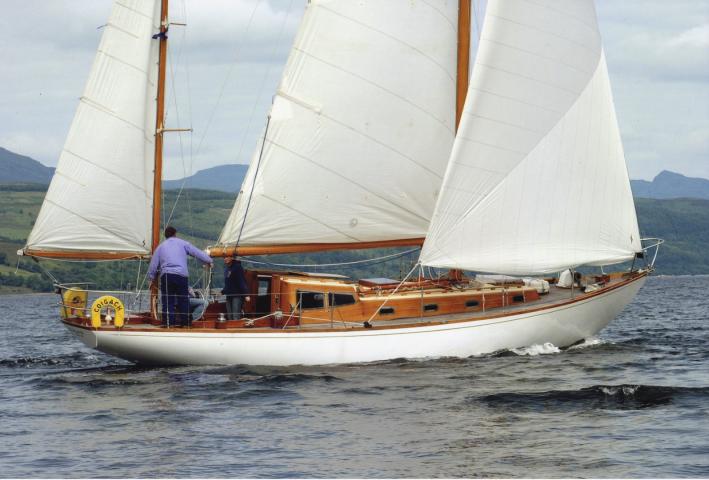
[223,257,250,320]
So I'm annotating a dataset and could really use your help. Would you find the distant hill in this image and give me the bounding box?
[163,164,248,193]
[4,146,708,200]
[0,146,248,194]
[0,147,54,184]
[636,197,709,274]
[631,170,709,200]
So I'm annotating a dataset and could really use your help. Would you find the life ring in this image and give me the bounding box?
[91,296,125,329]
[61,288,87,319]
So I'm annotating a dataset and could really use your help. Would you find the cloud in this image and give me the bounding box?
[0,0,304,175]
[0,0,707,183]
[597,0,709,179]
[668,24,709,48]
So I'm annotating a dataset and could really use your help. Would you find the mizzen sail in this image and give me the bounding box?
[420,0,641,275]
[23,0,161,259]
[215,0,458,254]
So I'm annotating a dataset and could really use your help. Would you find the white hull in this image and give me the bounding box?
[65,276,646,366]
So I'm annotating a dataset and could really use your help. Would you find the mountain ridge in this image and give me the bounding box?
[630,170,709,200]
[163,164,248,193]
[3,146,709,199]
[0,147,55,184]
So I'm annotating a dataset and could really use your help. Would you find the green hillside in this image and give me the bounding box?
[635,198,709,274]
[0,187,418,293]
[0,185,706,293]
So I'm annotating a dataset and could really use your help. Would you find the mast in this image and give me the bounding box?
[456,0,471,130]
[151,0,169,253]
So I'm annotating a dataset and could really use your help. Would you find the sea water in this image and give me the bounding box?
[0,276,708,477]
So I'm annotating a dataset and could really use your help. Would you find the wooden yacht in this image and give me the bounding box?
[22,0,659,366]
[57,268,650,366]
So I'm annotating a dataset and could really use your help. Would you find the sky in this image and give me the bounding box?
[0,0,707,181]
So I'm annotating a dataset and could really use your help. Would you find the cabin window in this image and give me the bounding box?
[465,299,480,308]
[424,304,438,312]
[256,277,271,314]
[379,307,395,315]
[297,291,325,309]
[329,293,356,307]
[512,294,525,303]
[258,279,270,296]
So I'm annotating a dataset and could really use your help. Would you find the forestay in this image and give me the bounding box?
[217,0,458,249]
[420,0,641,275]
[24,0,160,257]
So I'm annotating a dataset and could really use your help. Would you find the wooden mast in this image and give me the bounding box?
[152,0,169,253]
[456,0,471,130]
[448,0,471,280]
[150,0,169,320]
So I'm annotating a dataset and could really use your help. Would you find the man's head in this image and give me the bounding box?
[164,226,177,238]
[225,256,234,265]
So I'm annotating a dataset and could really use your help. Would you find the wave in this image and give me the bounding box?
[568,337,604,350]
[0,352,103,369]
[481,384,709,410]
[201,364,343,385]
[511,342,561,356]
[254,373,342,385]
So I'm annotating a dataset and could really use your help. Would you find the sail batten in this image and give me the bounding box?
[216,0,458,250]
[420,0,641,275]
[23,0,161,259]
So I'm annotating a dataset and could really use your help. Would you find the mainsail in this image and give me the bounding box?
[420,0,641,274]
[215,0,459,254]
[23,0,161,258]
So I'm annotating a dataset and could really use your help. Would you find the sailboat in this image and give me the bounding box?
[20,0,661,366]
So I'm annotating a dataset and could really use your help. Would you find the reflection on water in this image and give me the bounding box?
[1,277,708,477]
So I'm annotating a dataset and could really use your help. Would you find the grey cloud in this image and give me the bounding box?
[0,0,707,182]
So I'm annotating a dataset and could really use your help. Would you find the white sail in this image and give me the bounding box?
[24,0,161,256]
[217,0,458,248]
[420,0,641,275]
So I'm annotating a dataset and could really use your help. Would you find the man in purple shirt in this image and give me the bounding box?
[148,226,213,327]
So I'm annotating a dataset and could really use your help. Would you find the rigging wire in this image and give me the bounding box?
[230,0,298,168]
[232,0,299,248]
[164,11,191,228]
[364,262,420,326]
[192,0,264,161]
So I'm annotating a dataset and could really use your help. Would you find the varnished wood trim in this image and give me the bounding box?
[22,249,147,260]
[64,272,648,335]
[151,0,169,254]
[208,238,425,257]
[456,0,471,130]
